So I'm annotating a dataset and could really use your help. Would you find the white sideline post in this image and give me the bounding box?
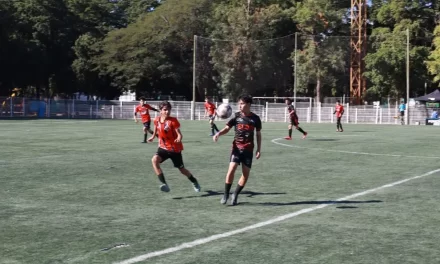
[190,101,195,120]
[176,105,179,119]
[318,103,321,123]
[265,102,268,122]
[111,105,114,119]
[89,105,92,118]
[355,108,358,124]
[307,107,310,123]
[375,107,379,124]
[309,98,312,122]
[346,103,349,123]
[379,108,383,124]
[120,101,123,119]
[284,106,287,123]
[331,107,334,123]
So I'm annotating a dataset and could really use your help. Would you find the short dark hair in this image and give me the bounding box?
[238,94,253,104]
[139,96,146,101]
[159,101,172,110]
[285,98,292,102]
[336,100,341,103]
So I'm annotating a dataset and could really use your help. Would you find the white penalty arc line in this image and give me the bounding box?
[271,138,440,159]
[115,168,440,264]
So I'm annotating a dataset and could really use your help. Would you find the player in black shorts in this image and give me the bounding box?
[284,98,307,140]
[213,95,262,206]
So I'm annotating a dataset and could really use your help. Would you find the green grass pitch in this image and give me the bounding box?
[1,119,440,264]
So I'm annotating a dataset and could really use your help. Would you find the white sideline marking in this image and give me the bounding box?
[271,138,440,159]
[115,168,440,264]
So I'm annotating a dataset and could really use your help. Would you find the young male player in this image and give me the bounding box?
[147,101,201,193]
[399,101,406,125]
[213,95,262,206]
[333,100,344,132]
[134,97,159,143]
[284,98,307,140]
[204,97,219,136]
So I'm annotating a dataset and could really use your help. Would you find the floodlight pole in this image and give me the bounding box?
[406,28,410,125]
[192,35,197,120]
[293,32,298,108]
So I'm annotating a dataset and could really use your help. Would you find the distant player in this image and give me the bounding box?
[284,98,307,140]
[204,97,219,136]
[134,97,159,143]
[147,101,201,193]
[399,101,406,125]
[213,95,262,206]
[333,100,344,132]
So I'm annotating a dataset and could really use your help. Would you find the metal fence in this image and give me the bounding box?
[0,97,435,125]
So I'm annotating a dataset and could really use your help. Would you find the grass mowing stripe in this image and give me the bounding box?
[271,138,440,159]
[114,169,440,263]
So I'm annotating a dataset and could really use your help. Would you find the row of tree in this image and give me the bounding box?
[0,0,439,102]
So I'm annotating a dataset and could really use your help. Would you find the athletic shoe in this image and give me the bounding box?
[339,129,343,132]
[141,141,147,143]
[193,182,201,192]
[209,134,215,136]
[284,136,292,140]
[160,184,170,192]
[230,194,238,206]
[220,194,229,204]
[302,132,308,139]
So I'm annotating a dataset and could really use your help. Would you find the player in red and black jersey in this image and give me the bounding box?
[134,97,159,143]
[213,95,262,206]
[204,97,219,136]
[284,98,307,140]
[333,100,344,132]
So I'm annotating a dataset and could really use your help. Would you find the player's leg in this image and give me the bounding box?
[285,124,293,140]
[221,162,239,204]
[172,153,201,192]
[231,151,253,206]
[145,121,153,134]
[142,123,149,143]
[294,119,307,138]
[151,149,170,192]
[338,117,343,132]
[336,117,340,131]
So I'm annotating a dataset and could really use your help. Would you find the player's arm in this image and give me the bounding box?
[256,130,262,159]
[213,125,231,142]
[340,107,345,116]
[134,109,138,122]
[174,128,182,143]
[146,104,159,112]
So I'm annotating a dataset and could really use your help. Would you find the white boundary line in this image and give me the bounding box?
[271,138,440,159]
[115,170,440,263]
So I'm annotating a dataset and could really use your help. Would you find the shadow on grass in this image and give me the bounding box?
[172,190,287,200]
[256,200,382,206]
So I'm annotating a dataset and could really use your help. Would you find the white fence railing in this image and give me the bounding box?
[0,97,435,125]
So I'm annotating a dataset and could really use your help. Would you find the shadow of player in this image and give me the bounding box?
[172,190,286,200]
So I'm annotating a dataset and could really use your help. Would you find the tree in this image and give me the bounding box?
[426,26,440,87]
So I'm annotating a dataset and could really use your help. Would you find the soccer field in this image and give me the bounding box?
[1,120,440,264]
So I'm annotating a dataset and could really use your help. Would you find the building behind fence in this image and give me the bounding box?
[0,97,433,125]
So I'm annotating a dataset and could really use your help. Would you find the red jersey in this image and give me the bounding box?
[335,104,344,118]
[153,116,183,152]
[135,104,154,123]
[204,102,216,116]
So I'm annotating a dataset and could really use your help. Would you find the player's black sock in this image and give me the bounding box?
[288,129,292,137]
[339,124,343,131]
[213,124,219,132]
[143,134,147,142]
[233,184,244,196]
[224,183,232,196]
[158,173,167,184]
[187,175,198,183]
[297,127,306,134]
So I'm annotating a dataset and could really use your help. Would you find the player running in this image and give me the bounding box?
[213,95,262,206]
[204,97,219,136]
[147,101,201,193]
[284,98,307,140]
[134,97,159,143]
[334,100,344,132]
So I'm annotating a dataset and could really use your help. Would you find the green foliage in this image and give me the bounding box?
[426,26,440,86]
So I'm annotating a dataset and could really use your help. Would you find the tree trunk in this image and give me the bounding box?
[316,77,321,103]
